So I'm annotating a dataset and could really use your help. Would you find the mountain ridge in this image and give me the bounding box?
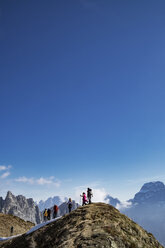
[0,203,163,248]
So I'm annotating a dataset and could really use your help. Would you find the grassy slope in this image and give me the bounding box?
[0,213,34,237]
[0,203,163,248]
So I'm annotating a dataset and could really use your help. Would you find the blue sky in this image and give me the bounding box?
[1,0,165,202]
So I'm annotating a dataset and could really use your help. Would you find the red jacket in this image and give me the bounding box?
[54,205,58,213]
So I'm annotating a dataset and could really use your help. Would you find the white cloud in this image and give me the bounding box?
[37,177,54,185]
[15,176,61,187]
[0,165,12,171]
[0,166,7,171]
[92,188,107,202]
[1,172,10,179]
[116,201,132,210]
[0,165,12,179]
[15,177,34,184]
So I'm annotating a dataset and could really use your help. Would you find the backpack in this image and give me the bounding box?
[68,202,72,208]
[54,205,58,212]
[87,188,92,197]
[44,209,48,217]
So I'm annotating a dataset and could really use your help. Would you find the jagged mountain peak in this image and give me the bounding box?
[5,191,15,199]
[0,191,41,224]
[130,181,165,206]
[140,181,165,193]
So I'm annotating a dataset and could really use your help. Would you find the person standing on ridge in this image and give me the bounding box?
[80,192,88,206]
[10,226,14,236]
[87,188,93,204]
[47,208,51,220]
[43,208,48,222]
[53,204,58,218]
[68,198,72,213]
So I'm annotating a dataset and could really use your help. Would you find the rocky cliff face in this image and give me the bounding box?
[131,181,165,204]
[0,203,163,248]
[0,191,41,224]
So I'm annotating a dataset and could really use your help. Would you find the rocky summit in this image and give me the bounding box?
[132,181,165,204]
[0,203,163,248]
[0,191,41,224]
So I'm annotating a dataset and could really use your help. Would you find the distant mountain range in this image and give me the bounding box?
[0,192,79,225]
[38,196,63,211]
[1,181,165,246]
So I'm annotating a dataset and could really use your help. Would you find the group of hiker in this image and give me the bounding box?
[80,188,93,205]
[43,198,73,222]
[43,188,93,222]
[43,204,59,222]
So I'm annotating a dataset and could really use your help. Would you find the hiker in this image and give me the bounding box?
[87,188,93,204]
[68,198,72,213]
[80,192,88,206]
[53,204,58,219]
[10,226,14,236]
[47,208,51,220]
[43,208,48,222]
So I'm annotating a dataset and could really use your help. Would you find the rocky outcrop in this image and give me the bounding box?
[0,191,41,224]
[0,203,163,248]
